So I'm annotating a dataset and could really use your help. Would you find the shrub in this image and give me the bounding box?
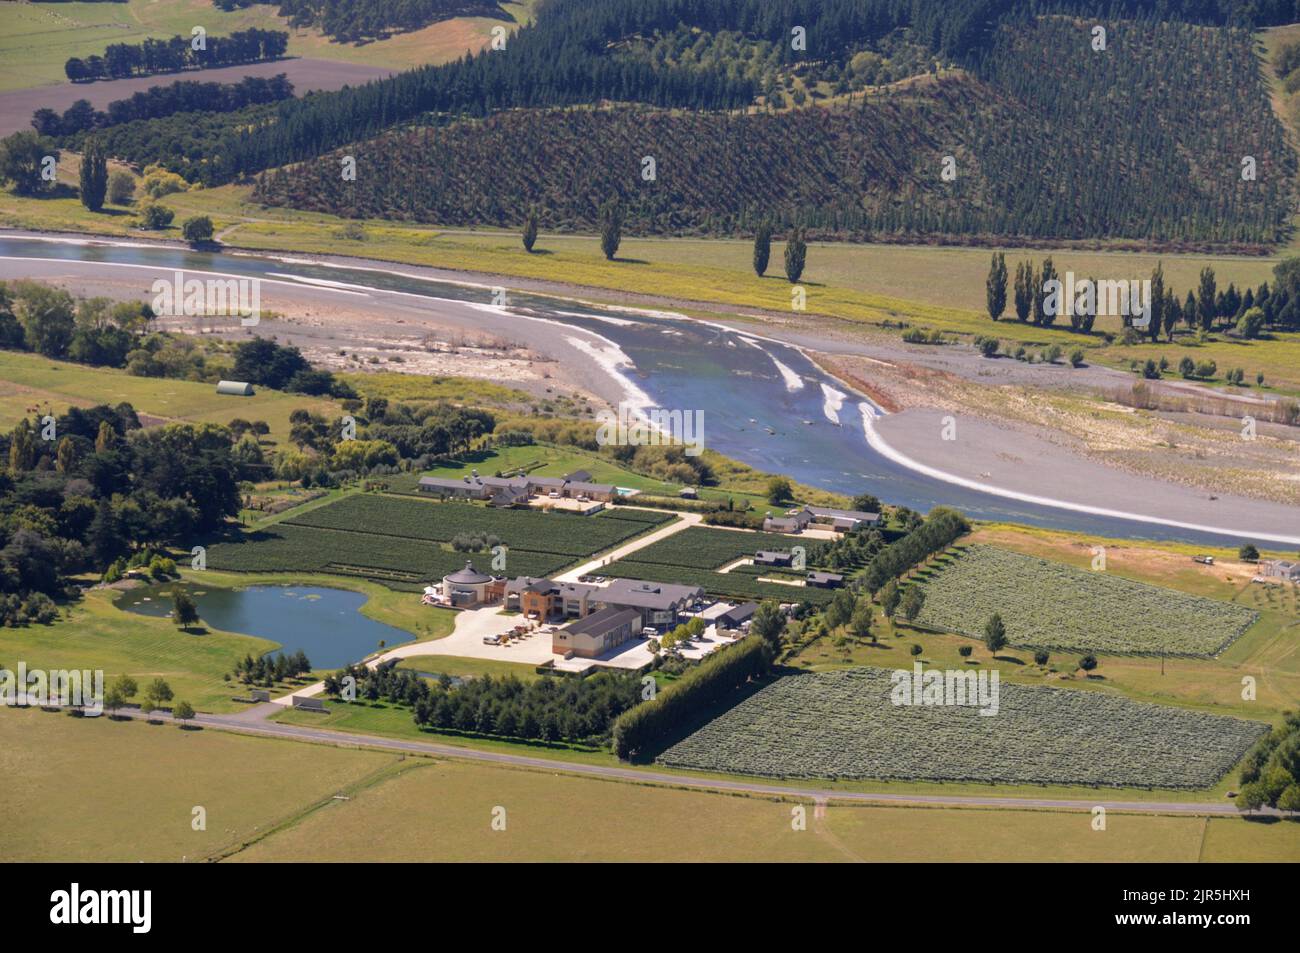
[107,169,135,205]
[1079,653,1098,672]
[957,645,973,657]
[181,216,214,243]
[138,204,174,229]
[1068,349,1084,367]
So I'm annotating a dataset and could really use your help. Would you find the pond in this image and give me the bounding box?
[117,584,414,669]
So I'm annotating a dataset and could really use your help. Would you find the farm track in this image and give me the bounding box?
[107,706,1286,818]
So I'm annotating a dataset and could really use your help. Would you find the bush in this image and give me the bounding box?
[138,204,174,229]
[107,169,135,205]
[181,216,214,244]
[909,643,923,656]
[1068,349,1084,367]
[1033,649,1050,666]
[1079,653,1098,672]
[1238,543,1259,562]
[957,645,973,657]
[1178,355,1195,378]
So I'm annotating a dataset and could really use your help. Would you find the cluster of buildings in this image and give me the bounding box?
[1261,559,1300,582]
[751,550,844,588]
[418,469,617,508]
[763,504,881,534]
[439,562,710,659]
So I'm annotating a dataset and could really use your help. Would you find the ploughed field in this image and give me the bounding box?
[600,526,837,605]
[205,494,672,588]
[657,668,1267,788]
[912,545,1258,657]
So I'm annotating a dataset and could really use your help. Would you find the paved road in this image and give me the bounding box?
[112,707,1276,818]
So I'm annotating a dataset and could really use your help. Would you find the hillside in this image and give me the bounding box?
[253,17,1295,249]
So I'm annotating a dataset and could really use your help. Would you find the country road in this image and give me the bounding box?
[111,707,1279,818]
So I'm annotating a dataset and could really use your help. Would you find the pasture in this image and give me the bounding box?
[0,350,336,448]
[657,667,1268,789]
[227,754,1300,862]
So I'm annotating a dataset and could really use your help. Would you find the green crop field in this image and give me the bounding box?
[658,667,1268,789]
[205,522,571,586]
[283,494,671,555]
[206,493,674,587]
[913,545,1260,657]
[622,526,807,569]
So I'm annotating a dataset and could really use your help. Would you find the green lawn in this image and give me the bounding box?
[0,585,275,713]
[0,349,337,448]
[396,654,545,681]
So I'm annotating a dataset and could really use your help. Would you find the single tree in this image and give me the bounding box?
[1034,258,1058,326]
[146,677,174,708]
[783,227,807,283]
[879,580,900,623]
[750,600,786,658]
[1013,260,1033,322]
[766,476,792,504]
[984,613,1007,654]
[986,252,1007,321]
[171,588,200,629]
[521,207,539,253]
[1197,266,1217,331]
[752,222,772,276]
[181,215,214,244]
[1078,653,1098,672]
[107,169,135,205]
[1238,543,1260,562]
[598,198,623,261]
[104,685,126,716]
[79,142,108,212]
[1147,262,1165,342]
[900,585,925,622]
[0,130,58,195]
[850,601,875,644]
[1033,649,1050,666]
[173,700,195,727]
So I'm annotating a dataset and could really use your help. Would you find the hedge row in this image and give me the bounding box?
[611,636,769,760]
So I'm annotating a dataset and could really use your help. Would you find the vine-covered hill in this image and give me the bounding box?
[253,18,1295,249]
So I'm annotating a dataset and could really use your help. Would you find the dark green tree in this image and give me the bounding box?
[983,613,1007,653]
[752,222,772,276]
[598,197,623,261]
[986,252,1007,321]
[79,141,108,212]
[783,227,807,283]
[521,207,539,252]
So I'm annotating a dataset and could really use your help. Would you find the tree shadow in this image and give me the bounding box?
[991,654,1025,665]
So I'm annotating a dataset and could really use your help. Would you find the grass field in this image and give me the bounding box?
[659,667,1269,789]
[226,754,1300,862]
[0,349,337,447]
[912,544,1260,657]
[0,0,536,92]
[0,706,399,862]
[0,585,274,713]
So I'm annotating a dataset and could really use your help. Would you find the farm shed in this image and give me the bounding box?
[216,380,255,396]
